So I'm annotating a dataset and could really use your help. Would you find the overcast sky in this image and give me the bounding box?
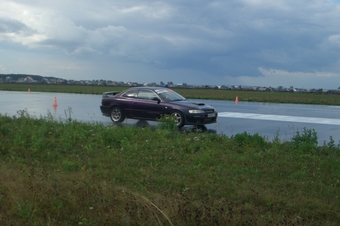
[1,0,340,89]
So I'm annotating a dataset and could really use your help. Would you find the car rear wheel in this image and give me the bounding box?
[110,107,125,123]
[170,110,185,128]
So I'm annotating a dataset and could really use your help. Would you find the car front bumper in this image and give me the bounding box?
[184,112,218,125]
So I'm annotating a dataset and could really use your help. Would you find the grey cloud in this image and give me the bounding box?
[2,0,340,88]
[0,18,27,33]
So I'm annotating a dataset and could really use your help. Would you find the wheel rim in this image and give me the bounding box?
[171,112,182,126]
[111,109,121,122]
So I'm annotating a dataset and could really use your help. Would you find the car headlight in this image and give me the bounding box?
[189,109,205,114]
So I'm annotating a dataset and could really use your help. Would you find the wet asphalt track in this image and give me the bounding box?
[1,91,340,144]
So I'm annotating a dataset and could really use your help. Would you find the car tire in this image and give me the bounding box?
[170,110,185,128]
[110,107,125,123]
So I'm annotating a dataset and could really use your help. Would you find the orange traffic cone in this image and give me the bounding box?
[52,96,58,107]
[235,96,239,103]
[28,88,30,93]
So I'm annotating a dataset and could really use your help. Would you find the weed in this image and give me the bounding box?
[157,114,179,133]
[64,107,73,122]
[16,199,34,220]
[232,131,268,149]
[292,127,318,153]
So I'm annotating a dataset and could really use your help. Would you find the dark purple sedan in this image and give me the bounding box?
[100,87,218,128]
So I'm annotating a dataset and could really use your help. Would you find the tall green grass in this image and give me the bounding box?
[1,83,340,105]
[0,111,339,225]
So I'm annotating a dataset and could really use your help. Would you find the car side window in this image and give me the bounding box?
[122,90,137,98]
[137,90,158,100]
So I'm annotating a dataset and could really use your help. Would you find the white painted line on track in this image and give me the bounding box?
[218,112,340,125]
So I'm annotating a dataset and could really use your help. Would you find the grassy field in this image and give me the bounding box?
[1,83,340,105]
[1,83,340,225]
[0,111,339,225]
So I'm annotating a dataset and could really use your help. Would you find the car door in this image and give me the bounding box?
[120,89,138,117]
[132,90,165,119]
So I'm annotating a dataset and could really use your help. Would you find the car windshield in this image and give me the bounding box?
[156,89,186,102]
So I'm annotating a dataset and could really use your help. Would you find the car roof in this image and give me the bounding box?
[128,86,167,91]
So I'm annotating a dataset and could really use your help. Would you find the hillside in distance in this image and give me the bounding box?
[0,74,61,81]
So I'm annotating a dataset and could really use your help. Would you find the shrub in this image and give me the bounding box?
[157,114,178,132]
[292,127,318,153]
[232,132,267,148]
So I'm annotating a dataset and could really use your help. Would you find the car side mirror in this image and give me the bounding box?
[152,97,161,104]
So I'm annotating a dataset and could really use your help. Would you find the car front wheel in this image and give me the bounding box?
[110,107,125,123]
[170,110,185,128]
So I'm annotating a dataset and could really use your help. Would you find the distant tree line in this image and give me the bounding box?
[0,74,58,81]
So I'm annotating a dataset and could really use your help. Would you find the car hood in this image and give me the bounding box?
[172,100,214,109]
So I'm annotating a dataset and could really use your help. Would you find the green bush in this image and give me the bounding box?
[292,127,318,153]
[232,131,267,148]
[157,114,178,132]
